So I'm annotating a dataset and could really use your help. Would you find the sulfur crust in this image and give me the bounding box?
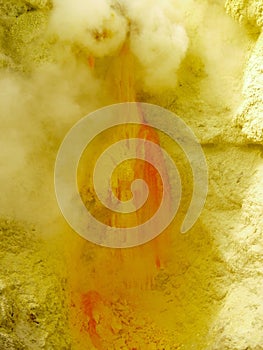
[225,0,263,28]
[0,219,71,349]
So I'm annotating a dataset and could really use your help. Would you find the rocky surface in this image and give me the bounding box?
[0,220,70,349]
[225,0,263,28]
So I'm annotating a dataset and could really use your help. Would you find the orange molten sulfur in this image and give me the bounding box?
[70,45,173,349]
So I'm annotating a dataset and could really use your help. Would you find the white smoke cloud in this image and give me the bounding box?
[50,0,128,57]
[0,57,103,225]
[49,0,189,92]
[117,0,188,91]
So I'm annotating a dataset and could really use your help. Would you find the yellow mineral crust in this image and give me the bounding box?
[0,219,71,349]
[225,0,263,28]
[235,33,263,143]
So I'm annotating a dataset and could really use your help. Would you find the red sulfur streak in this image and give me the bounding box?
[155,256,161,269]
[81,291,103,350]
[88,55,95,70]
[136,120,171,269]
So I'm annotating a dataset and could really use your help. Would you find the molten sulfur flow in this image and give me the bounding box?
[69,44,175,350]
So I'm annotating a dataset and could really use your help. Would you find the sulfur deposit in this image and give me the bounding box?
[0,219,71,349]
[0,0,262,349]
